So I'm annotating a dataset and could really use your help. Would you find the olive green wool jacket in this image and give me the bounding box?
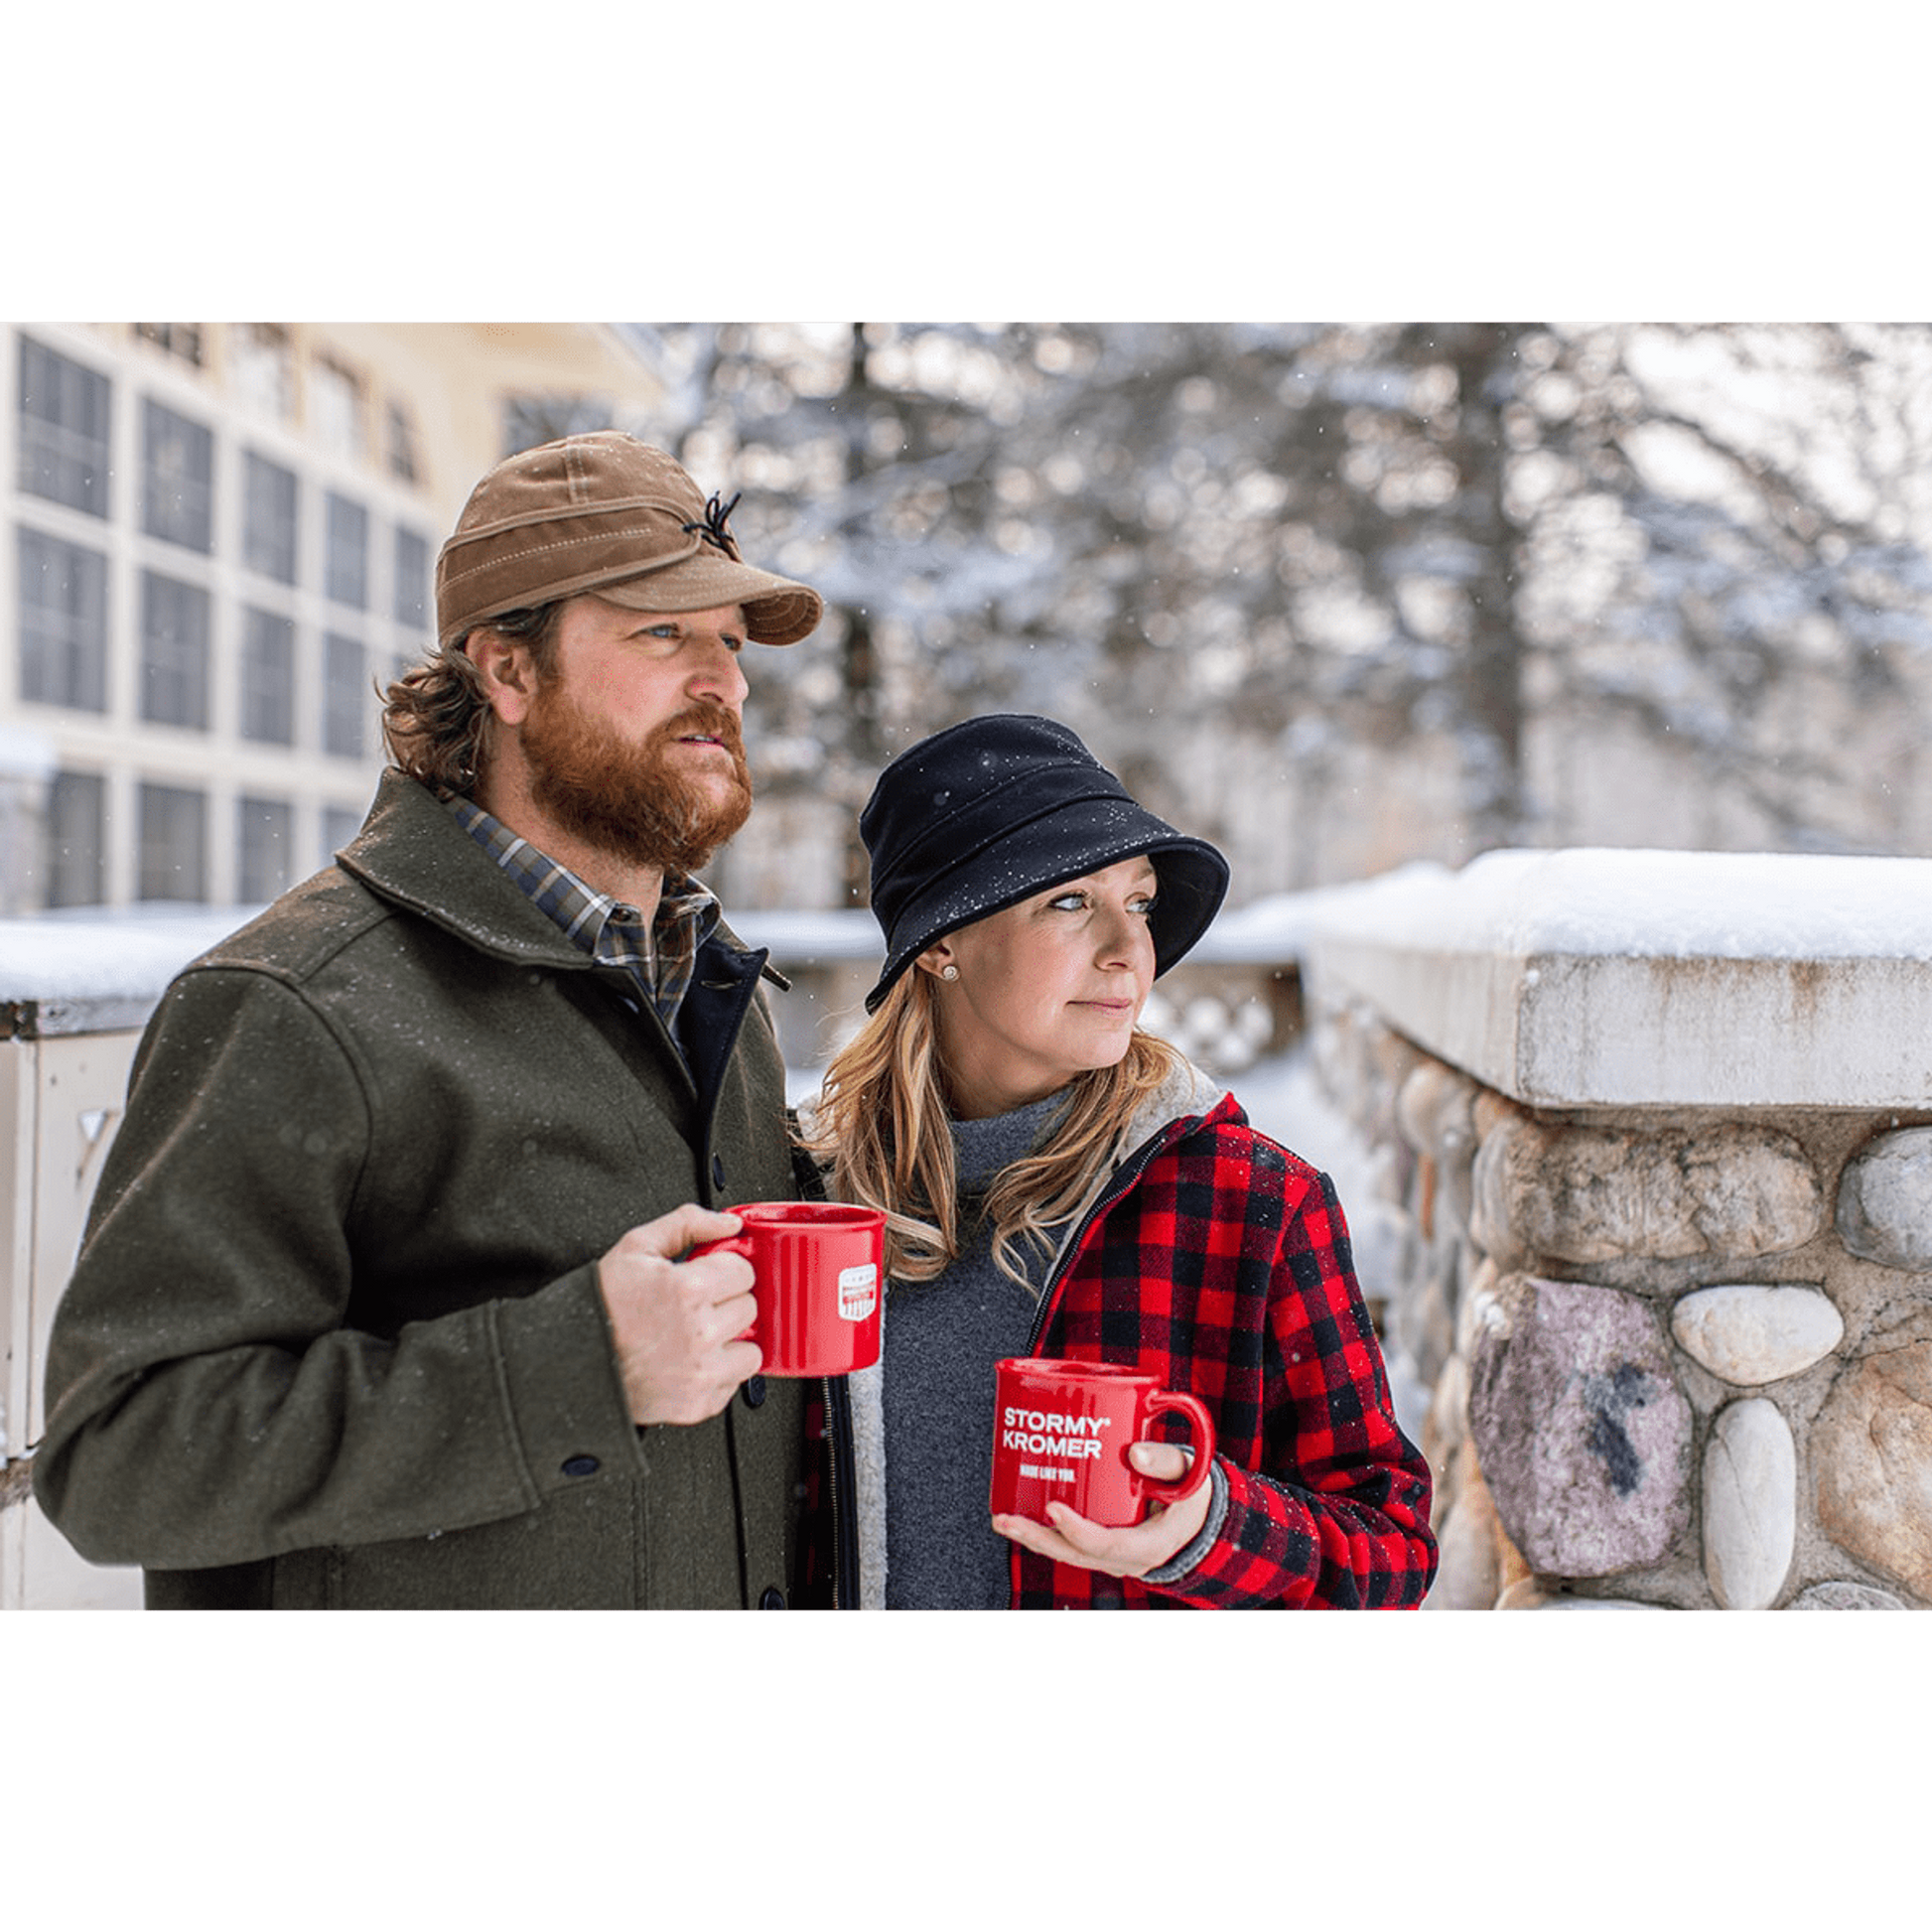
[34,772,822,1609]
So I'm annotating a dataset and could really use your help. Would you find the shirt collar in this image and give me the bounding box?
[445,796,721,1021]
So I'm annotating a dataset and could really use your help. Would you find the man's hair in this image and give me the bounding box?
[797,968,1183,1290]
[381,603,564,794]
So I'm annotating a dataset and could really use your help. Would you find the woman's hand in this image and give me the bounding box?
[992,1443,1213,1580]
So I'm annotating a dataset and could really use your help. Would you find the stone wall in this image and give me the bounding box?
[1298,849,1932,1612]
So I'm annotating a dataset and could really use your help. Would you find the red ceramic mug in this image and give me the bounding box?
[689,1201,884,1376]
[989,1357,1216,1528]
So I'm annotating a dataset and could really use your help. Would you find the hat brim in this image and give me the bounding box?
[864,799,1230,1013]
[448,550,824,649]
[595,554,823,646]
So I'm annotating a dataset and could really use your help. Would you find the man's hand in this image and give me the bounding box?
[992,1443,1213,1580]
[596,1204,761,1426]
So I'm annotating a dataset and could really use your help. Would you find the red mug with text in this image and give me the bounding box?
[990,1357,1215,1528]
[690,1202,884,1376]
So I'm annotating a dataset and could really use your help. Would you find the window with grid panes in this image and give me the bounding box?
[393,524,430,625]
[240,606,296,745]
[326,491,367,607]
[17,527,108,712]
[141,397,215,552]
[138,781,207,900]
[324,631,367,758]
[17,335,111,516]
[47,769,107,908]
[140,569,211,729]
[243,451,299,584]
[237,794,295,901]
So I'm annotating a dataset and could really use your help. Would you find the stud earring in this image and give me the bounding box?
[940,964,959,982]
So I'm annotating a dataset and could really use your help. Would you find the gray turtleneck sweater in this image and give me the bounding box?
[881,1091,1066,1610]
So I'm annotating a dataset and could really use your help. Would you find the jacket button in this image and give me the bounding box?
[712,1153,727,1188]
[759,1587,786,1609]
[743,1374,766,1409]
[561,1454,600,1477]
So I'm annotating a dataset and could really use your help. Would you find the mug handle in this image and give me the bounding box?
[1134,1392,1216,1506]
[686,1233,758,1340]
[687,1234,753,1264]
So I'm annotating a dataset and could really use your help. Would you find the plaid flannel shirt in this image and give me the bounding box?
[447,797,718,1034]
[1012,1092,1438,1608]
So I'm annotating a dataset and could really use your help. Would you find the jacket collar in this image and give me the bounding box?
[1113,1058,1228,1165]
[1043,1057,1230,1282]
[336,770,770,976]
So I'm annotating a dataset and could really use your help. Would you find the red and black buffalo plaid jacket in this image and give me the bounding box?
[1005,1079,1437,1608]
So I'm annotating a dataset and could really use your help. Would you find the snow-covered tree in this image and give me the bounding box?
[615,322,1932,908]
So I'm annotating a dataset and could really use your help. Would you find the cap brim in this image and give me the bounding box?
[595,556,823,645]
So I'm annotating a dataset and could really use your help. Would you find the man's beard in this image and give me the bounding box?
[519,681,754,877]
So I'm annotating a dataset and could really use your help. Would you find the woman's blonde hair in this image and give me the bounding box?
[800,967,1184,1292]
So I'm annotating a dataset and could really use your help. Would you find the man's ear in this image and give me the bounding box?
[465,628,538,727]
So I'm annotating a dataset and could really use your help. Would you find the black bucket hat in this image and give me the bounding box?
[859,713,1230,1013]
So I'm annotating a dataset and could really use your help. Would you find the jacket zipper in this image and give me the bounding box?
[1007,1111,1199,1609]
[1021,1118,1189,1357]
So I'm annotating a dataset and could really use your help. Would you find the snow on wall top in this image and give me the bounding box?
[0,906,264,1007]
[1293,849,1932,1108]
[1296,847,1932,963]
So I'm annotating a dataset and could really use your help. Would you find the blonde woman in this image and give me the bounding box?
[802,714,1437,1609]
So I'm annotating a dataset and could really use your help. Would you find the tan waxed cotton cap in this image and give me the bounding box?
[434,431,824,649]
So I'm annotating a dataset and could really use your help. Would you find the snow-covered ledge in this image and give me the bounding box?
[1301,848,1932,1110]
[1292,849,1932,1614]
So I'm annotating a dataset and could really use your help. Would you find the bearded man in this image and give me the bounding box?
[34,434,860,1610]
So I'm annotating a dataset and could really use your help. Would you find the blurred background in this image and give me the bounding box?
[9,319,1932,925]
